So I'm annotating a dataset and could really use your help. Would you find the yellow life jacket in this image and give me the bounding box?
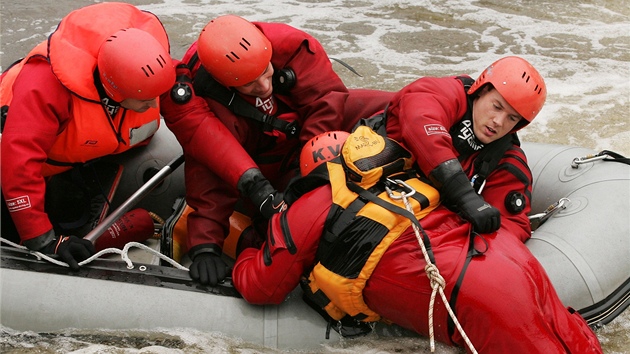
[0,3,167,176]
[301,126,441,323]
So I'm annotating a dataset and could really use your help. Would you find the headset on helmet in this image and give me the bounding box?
[468,56,546,125]
[300,131,350,176]
[197,15,272,87]
[98,28,175,102]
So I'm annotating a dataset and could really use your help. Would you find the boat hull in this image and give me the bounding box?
[523,142,630,325]
[0,247,343,350]
[1,142,628,349]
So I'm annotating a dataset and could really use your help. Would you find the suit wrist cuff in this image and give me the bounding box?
[23,229,56,251]
[188,243,222,259]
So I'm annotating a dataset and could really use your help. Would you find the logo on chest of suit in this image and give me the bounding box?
[457,119,483,151]
[255,96,275,115]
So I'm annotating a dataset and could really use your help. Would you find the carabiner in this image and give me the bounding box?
[529,197,570,231]
[571,152,608,169]
[385,178,416,200]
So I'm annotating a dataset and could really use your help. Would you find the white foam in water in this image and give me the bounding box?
[141,0,629,155]
[1,0,628,353]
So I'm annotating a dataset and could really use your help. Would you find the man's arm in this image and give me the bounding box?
[232,186,331,304]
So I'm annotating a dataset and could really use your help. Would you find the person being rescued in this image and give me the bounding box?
[159,14,395,286]
[0,2,176,270]
[230,126,603,354]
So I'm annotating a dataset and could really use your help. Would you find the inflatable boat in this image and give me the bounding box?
[1,123,628,351]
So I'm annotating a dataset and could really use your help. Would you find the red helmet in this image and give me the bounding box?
[300,131,350,176]
[197,15,272,87]
[468,56,546,124]
[98,28,175,102]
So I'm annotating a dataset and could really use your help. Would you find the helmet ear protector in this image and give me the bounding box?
[170,64,193,104]
[272,68,296,94]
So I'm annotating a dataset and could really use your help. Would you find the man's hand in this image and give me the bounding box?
[43,236,95,271]
[189,251,230,286]
[238,168,287,219]
[430,159,501,234]
[258,191,287,219]
[455,188,501,234]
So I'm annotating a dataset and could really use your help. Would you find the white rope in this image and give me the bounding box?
[1,237,69,266]
[387,184,477,354]
[0,237,188,271]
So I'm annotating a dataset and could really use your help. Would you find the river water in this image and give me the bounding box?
[1,0,628,353]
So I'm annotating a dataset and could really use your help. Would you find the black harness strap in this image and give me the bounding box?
[188,53,300,138]
[279,211,297,255]
[470,134,519,193]
[345,180,436,265]
[446,230,488,338]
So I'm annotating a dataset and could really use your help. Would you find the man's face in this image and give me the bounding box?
[120,97,158,113]
[233,62,274,97]
[472,86,523,144]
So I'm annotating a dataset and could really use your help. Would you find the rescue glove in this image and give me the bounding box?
[189,245,229,286]
[237,168,287,219]
[42,235,95,271]
[430,159,501,234]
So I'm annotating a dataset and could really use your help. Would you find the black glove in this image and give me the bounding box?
[42,235,95,271]
[454,184,501,233]
[237,168,287,219]
[430,159,501,234]
[188,245,230,286]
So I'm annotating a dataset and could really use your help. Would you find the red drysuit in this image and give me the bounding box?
[232,184,603,354]
[1,3,168,245]
[160,21,393,255]
[385,76,533,242]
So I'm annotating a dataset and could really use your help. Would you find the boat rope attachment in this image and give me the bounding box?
[571,150,630,168]
[528,197,570,231]
[0,237,188,271]
[385,179,478,354]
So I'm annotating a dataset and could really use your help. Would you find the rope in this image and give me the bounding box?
[0,237,188,271]
[387,186,477,354]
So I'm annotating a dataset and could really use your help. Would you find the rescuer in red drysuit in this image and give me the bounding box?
[0,2,176,270]
[231,129,603,354]
[159,14,394,286]
[382,56,546,242]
